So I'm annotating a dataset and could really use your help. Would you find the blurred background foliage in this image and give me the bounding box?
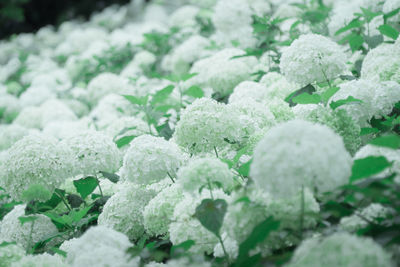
[0,0,150,39]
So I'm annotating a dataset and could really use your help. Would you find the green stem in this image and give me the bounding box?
[217,234,230,263]
[56,191,71,211]
[299,185,305,240]
[167,172,175,183]
[207,179,214,200]
[214,146,219,158]
[27,219,36,254]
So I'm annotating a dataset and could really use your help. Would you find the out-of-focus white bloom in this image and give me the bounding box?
[330,80,400,126]
[361,43,400,84]
[143,184,184,237]
[280,34,347,85]
[13,106,43,129]
[162,35,211,75]
[177,157,234,194]
[0,93,20,123]
[60,226,137,267]
[0,205,59,250]
[259,72,299,101]
[293,104,361,154]
[121,135,186,184]
[98,183,157,240]
[104,116,148,140]
[169,5,200,29]
[39,99,78,128]
[146,257,211,267]
[0,57,21,83]
[340,203,393,232]
[91,5,128,30]
[287,232,393,267]
[30,69,71,93]
[212,0,256,48]
[0,243,25,267]
[87,73,133,106]
[19,85,56,107]
[11,253,66,267]
[60,130,121,176]
[250,120,352,198]
[120,50,156,78]
[169,190,230,254]
[20,55,58,85]
[186,48,257,96]
[229,81,269,104]
[2,133,73,200]
[0,124,30,151]
[89,94,137,130]
[43,118,92,140]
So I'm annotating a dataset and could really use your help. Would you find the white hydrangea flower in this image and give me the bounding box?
[293,104,361,154]
[228,81,269,104]
[21,56,58,85]
[89,94,138,130]
[0,205,59,250]
[0,93,20,123]
[161,35,211,75]
[60,226,136,267]
[42,118,92,140]
[2,133,73,200]
[39,99,78,128]
[173,98,245,153]
[259,72,299,101]
[287,232,393,267]
[61,99,90,118]
[177,157,234,194]
[146,257,211,267]
[0,243,25,267]
[340,203,393,232]
[361,43,400,84]
[104,116,148,141]
[19,85,56,107]
[354,144,400,182]
[169,5,200,29]
[169,190,230,254]
[280,34,347,85]
[143,183,184,237]
[267,98,295,122]
[330,80,400,126]
[185,48,257,96]
[212,0,256,48]
[11,253,66,267]
[121,135,186,184]
[90,5,128,30]
[87,73,133,106]
[13,107,43,129]
[227,97,276,138]
[30,69,71,92]
[98,183,157,240]
[0,124,30,151]
[60,130,121,176]
[250,120,352,198]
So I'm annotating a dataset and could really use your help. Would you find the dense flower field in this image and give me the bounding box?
[1,0,400,266]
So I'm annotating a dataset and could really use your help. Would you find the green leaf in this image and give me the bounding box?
[378,24,399,40]
[384,8,400,21]
[99,171,120,183]
[115,135,136,148]
[369,134,400,149]
[335,19,362,35]
[122,95,148,106]
[321,86,340,103]
[350,156,392,183]
[235,217,280,267]
[348,34,364,52]
[185,85,204,98]
[73,177,99,199]
[151,85,175,105]
[195,199,227,237]
[70,205,92,223]
[0,241,17,248]
[360,127,379,136]
[285,84,316,107]
[18,215,38,226]
[51,247,67,258]
[170,240,195,257]
[292,92,321,104]
[21,184,52,203]
[238,159,252,177]
[66,194,84,209]
[330,96,363,110]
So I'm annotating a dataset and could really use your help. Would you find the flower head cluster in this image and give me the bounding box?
[0,124,29,151]
[121,135,186,184]
[11,253,66,267]
[330,80,400,126]
[60,130,121,176]
[143,184,184,237]
[0,93,20,123]
[98,183,157,240]
[287,232,393,267]
[250,120,352,198]
[60,226,136,267]
[280,34,347,85]
[0,205,59,250]
[186,48,257,96]
[0,243,25,267]
[177,157,234,194]
[87,73,133,105]
[2,133,73,200]
[173,98,244,153]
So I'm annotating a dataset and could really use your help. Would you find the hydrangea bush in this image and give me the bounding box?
[1,0,400,266]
